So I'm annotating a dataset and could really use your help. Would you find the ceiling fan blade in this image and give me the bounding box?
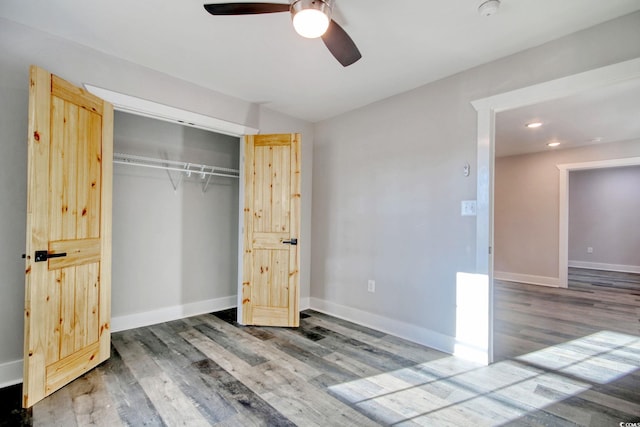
[321,20,362,67]
[203,3,290,15]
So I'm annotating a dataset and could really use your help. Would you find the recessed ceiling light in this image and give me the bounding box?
[590,137,603,143]
[547,142,561,147]
[526,122,543,129]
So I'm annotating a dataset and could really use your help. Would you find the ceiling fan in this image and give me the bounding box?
[203,0,362,67]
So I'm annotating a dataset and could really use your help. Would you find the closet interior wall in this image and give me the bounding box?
[112,111,240,321]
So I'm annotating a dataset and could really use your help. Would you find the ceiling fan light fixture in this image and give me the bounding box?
[291,0,333,38]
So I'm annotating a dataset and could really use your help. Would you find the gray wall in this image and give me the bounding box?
[112,112,239,317]
[569,165,640,268]
[494,139,640,280]
[312,12,640,350]
[0,18,313,383]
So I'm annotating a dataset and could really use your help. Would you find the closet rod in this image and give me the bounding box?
[113,152,240,179]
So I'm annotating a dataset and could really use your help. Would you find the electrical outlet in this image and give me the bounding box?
[367,279,375,293]
[587,247,594,254]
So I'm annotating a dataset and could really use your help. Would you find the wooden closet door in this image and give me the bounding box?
[242,134,301,327]
[23,66,113,407]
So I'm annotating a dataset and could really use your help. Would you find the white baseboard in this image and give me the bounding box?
[0,359,23,389]
[494,271,561,287]
[309,297,458,358]
[568,261,640,274]
[299,296,310,311]
[111,295,237,332]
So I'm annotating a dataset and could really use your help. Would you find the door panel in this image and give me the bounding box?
[242,134,300,327]
[23,65,113,407]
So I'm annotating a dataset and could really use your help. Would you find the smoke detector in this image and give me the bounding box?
[478,0,500,17]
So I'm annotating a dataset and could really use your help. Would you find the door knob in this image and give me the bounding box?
[282,238,298,246]
[34,250,67,263]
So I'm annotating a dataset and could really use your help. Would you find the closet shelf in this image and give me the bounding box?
[113,152,239,192]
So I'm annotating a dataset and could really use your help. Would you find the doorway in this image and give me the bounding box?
[111,111,241,331]
[560,160,640,284]
[81,86,255,331]
[472,57,640,362]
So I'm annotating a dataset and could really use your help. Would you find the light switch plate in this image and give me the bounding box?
[461,200,477,216]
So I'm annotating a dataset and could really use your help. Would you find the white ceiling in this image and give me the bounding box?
[496,78,640,157]
[1,0,639,123]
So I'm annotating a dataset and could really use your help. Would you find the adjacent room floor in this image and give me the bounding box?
[2,268,639,426]
[494,268,640,361]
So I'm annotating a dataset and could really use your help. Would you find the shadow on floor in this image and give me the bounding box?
[0,383,31,427]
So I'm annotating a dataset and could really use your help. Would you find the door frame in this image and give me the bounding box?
[558,156,640,285]
[82,84,259,323]
[472,57,640,363]
[83,84,258,137]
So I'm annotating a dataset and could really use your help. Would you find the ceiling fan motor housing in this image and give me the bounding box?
[291,0,334,19]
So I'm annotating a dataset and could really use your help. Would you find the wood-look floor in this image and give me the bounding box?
[2,268,639,426]
[494,267,640,361]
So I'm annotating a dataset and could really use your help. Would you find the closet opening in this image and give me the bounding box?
[110,110,242,332]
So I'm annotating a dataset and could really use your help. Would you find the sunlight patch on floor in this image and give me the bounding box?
[516,330,640,384]
[328,331,640,425]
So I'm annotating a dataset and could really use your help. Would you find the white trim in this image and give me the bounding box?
[111,296,237,332]
[0,359,23,388]
[557,156,640,287]
[83,84,259,137]
[559,167,570,288]
[472,57,640,362]
[300,296,311,311]
[309,297,456,357]
[237,139,246,324]
[568,261,640,274]
[557,156,640,171]
[471,58,640,113]
[494,271,561,287]
[474,105,495,364]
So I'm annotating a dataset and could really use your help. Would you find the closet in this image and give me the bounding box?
[111,111,240,325]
